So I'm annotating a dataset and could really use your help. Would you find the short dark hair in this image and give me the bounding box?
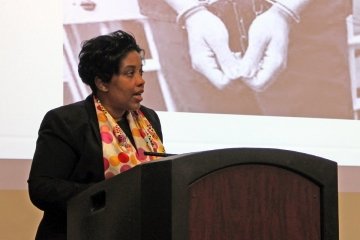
[78,30,143,93]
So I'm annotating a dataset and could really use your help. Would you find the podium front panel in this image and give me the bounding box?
[188,164,321,240]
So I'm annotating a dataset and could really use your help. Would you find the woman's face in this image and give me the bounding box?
[100,50,145,118]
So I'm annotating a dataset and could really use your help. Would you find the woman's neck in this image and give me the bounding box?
[96,94,126,121]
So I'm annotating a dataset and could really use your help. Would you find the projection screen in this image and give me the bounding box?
[1,0,360,166]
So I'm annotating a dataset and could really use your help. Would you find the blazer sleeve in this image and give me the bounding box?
[28,110,91,214]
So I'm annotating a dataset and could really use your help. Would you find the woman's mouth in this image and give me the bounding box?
[133,91,144,102]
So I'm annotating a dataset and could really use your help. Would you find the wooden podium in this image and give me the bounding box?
[67,148,339,240]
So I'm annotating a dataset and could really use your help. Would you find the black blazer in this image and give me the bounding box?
[28,95,163,240]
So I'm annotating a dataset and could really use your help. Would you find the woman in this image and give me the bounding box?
[28,30,166,240]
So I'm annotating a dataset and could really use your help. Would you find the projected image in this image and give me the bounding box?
[63,0,360,120]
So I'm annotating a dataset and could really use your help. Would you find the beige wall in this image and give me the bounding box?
[0,160,359,240]
[0,190,42,240]
[339,193,360,240]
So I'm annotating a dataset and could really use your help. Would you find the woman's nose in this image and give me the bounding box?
[136,73,145,86]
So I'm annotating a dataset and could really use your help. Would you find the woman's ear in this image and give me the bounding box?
[95,77,109,92]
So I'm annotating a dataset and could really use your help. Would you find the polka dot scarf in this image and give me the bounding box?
[94,96,165,179]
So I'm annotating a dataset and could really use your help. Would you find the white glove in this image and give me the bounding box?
[238,5,292,92]
[185,9,241,89]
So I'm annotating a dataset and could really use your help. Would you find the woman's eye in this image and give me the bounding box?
[121,68,143,77]
[124,71,134,77]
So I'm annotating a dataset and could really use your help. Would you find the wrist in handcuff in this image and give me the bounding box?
[265,0,301,23]
[176,4,208,29]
